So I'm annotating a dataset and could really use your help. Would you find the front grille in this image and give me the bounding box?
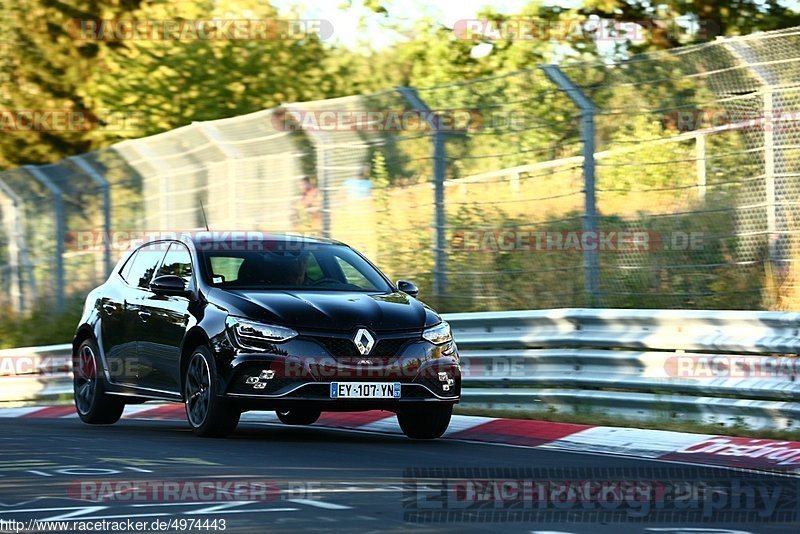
[309,335,419,358]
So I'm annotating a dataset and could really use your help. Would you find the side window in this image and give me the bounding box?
[126,245,166,289]
[119,250,138,283]
[156,243,193,285]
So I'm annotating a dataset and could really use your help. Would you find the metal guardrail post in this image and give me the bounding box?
[540,66,600,306]
[69,155,112,275]
[397,86,447,300]
[24,165,65,311]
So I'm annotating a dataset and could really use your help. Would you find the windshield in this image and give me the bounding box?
[199,241,393,292]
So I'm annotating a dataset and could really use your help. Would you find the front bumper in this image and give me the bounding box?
[216,328,461,408]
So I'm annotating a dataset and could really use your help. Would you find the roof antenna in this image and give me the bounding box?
[199,199,210,232]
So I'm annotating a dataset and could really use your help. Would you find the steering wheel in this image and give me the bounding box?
[310,277,341,286]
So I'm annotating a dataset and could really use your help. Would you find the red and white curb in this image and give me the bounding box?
[2,405,800,475]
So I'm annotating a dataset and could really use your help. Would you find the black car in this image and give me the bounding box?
[72,234,461,439]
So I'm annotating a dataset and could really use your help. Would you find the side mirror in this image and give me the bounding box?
[150,275,191,297]
[396,279,419,298]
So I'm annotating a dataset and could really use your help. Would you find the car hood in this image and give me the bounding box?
[211,288,441,332]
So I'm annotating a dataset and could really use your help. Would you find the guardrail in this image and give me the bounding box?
[2,309,799,430]
[448,309,800,430]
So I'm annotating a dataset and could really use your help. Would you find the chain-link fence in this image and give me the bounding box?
[1,27,799,314]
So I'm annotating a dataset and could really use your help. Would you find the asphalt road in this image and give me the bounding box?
[0,417,797,533]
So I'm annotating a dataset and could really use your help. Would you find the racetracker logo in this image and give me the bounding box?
[271,109,483,132]
[664,355,800,378]
[451,230,704,252]
[453,18,718,43]
[71,19,334,41]
[666,109,800,132]
[68,479,283,502]
[65,231,326,252]
[0,109,143,132]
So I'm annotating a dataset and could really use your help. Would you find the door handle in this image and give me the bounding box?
[138,311,151,321]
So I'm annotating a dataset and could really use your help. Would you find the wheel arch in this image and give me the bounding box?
[72,324,96,357]
[180,327,213,391]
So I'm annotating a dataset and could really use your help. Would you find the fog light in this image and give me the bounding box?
[259,370,275,380]
[245,376,259,384]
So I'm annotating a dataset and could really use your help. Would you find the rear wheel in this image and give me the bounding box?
[276,409,321,425]
[73,339,125,424]
[397,404,452,439]
[184,346,240,437]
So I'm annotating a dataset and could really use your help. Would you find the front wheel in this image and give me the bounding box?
[276,409,321,425]
[73,339,125,424]
[397,404,452,439]
[184,346,240,437]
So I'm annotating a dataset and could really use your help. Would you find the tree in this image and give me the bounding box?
[0,0,144,168]
[579,0,800,50]
[85,0,338,141]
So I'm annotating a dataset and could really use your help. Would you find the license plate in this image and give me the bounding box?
[330,382,401,399]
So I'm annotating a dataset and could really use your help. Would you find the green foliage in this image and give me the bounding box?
[0,297,84,349]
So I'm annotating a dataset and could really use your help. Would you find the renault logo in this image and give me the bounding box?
[353,328,375,356]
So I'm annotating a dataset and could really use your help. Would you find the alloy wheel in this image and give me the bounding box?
[74,345,97,415]
[185,352,211,427]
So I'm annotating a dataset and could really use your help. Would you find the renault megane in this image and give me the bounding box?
[71,234,461,439]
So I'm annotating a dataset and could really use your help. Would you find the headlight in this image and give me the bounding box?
[423,321,452,345]
[226,317,298,349]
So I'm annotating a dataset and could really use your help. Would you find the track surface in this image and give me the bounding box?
[0,416,797,533]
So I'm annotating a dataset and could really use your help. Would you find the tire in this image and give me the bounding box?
[73,338,125,424]
[276,409,321,425]
[184,345,240,437]
[397,404,453,439]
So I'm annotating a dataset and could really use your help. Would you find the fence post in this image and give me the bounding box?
[725,40,781,266]
[315,130,332,238]
[0,179,22,312]
[24,165,65,311]
[194,122,242,228]
[69,155,112,275]
[397,86,447,300]
[696,133,707,202]
[540,65,600,306]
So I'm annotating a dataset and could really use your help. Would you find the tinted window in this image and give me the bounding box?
[201,242,390,292]
[156,242,193,285]
[126,245,166,289]
[119,250,138,283]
